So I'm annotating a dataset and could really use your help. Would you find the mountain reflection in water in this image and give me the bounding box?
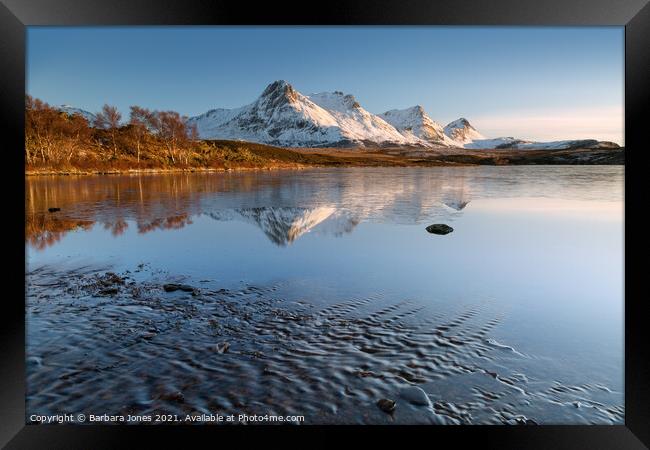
[26,166,623,250]
[25,168,482,249]
[206,207,352,246]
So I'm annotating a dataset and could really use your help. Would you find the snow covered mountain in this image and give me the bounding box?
[379,106,457,147]
[188,81,416,148]
[188,81,341,147]
[56,81,620,151]
[443,118,485,144]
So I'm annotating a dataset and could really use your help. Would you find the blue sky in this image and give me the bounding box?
[27,27,624,143]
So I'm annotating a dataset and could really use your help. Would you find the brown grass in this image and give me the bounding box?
[26,139,624,176]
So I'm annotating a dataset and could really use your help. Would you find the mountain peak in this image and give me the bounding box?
[261,80,298,101]
[387,105,425,117]
[448,117,470,127]
[444,117,484,144]
[344,94,361,109]
[309,91,361,110]
[379,106,455,147]
[266,79,291,89]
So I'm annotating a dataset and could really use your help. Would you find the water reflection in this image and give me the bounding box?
[26,214,94,251]
[206,207,349,246]
[25,167,622,249]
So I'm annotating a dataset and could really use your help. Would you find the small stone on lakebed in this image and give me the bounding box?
[163,283,196,293]
[98,287,118,296]
[426,224,453,235]
[377,398,396,413]
[399,386,432,407]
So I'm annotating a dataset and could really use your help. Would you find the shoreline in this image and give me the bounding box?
[25,165,313,176]
[25,147,625,176]
[25,163,625,176]
[24,137,625,176]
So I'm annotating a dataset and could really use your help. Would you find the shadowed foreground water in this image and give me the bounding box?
[26,167,624,424]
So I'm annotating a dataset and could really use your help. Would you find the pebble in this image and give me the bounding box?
[377,398,396,413]
[399,386,432,407]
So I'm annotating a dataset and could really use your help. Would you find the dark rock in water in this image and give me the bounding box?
[48,207,61,213]
[377,398,396,413]
[426,224,453,235]
[163,283,196,293]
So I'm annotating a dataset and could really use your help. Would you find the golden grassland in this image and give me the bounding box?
[26,138,625,176]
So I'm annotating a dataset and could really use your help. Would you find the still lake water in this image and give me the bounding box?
[26,166,624,424]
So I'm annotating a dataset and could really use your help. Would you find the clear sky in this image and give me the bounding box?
[27,26,624,144]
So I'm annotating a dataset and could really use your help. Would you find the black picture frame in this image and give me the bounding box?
[2,0,648,448]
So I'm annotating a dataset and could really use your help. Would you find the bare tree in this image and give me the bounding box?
[188,122,199,141]
[26,96,54,163]
[25,96,202,169]
[26,96,63,164]
[129,106,152,163]
[25,95,94,166]
[94,104,122,159]
[59,113,92,163]
[25,95,37,165]
[150,111,187,164]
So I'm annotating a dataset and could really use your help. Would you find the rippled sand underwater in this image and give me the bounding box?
[26,167,624,424]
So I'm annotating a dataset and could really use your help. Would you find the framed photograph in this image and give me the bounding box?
[2,0,648,447]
